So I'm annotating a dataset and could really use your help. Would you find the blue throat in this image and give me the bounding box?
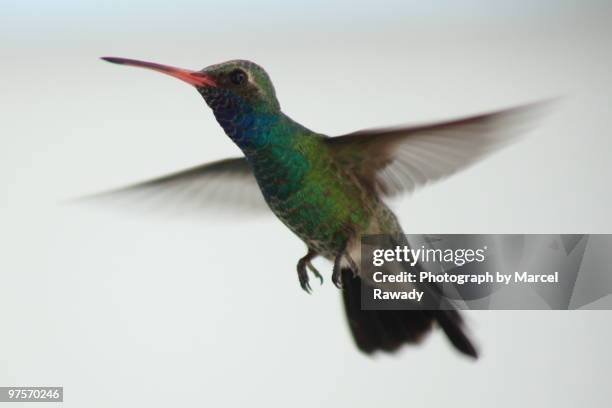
[198,88,282,153]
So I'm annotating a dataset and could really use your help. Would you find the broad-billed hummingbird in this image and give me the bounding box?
[95,56,547,358]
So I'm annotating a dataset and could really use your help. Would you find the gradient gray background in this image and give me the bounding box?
[2,1,612,407]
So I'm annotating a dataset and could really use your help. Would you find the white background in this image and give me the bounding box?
[2,1,612,406]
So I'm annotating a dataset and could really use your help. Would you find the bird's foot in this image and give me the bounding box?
[307,262,324,285]
[297,249,320,294]
[332,254,343,289]
[332,270,342,289]
[298,267,312,293]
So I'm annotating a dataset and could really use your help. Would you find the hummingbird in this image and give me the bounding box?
[94,56,547,358]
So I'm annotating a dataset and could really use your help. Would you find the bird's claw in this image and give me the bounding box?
[332,252,345,289]
[297,250,320,294]
[299,275,312,294]
[307,262,324,285]
[332,269,343,289]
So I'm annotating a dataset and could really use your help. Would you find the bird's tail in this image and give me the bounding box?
[341,269,478,358]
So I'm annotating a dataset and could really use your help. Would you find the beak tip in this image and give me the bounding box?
[101,56,121,64]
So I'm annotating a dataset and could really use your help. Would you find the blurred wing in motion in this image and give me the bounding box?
[78,157,270,216]
[327,101,553,197]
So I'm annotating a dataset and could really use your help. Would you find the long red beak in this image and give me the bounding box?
[101,56,216,87]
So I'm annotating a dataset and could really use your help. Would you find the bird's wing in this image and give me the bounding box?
[78,157,269,215]
[326,101,551,197]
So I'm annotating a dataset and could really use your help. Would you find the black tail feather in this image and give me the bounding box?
[433,309,479,358]
[341,269,478,358]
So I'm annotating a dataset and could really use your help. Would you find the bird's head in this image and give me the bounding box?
[196,59,280,112]
[101,57,281,144]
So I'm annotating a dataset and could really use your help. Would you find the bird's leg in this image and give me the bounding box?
[297,249,320,293]
[332,236,359,288]
[306,262,324,285]
[345,254,359,277]
[332,253,344,289]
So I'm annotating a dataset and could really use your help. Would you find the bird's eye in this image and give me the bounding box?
[229,69,247,86]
